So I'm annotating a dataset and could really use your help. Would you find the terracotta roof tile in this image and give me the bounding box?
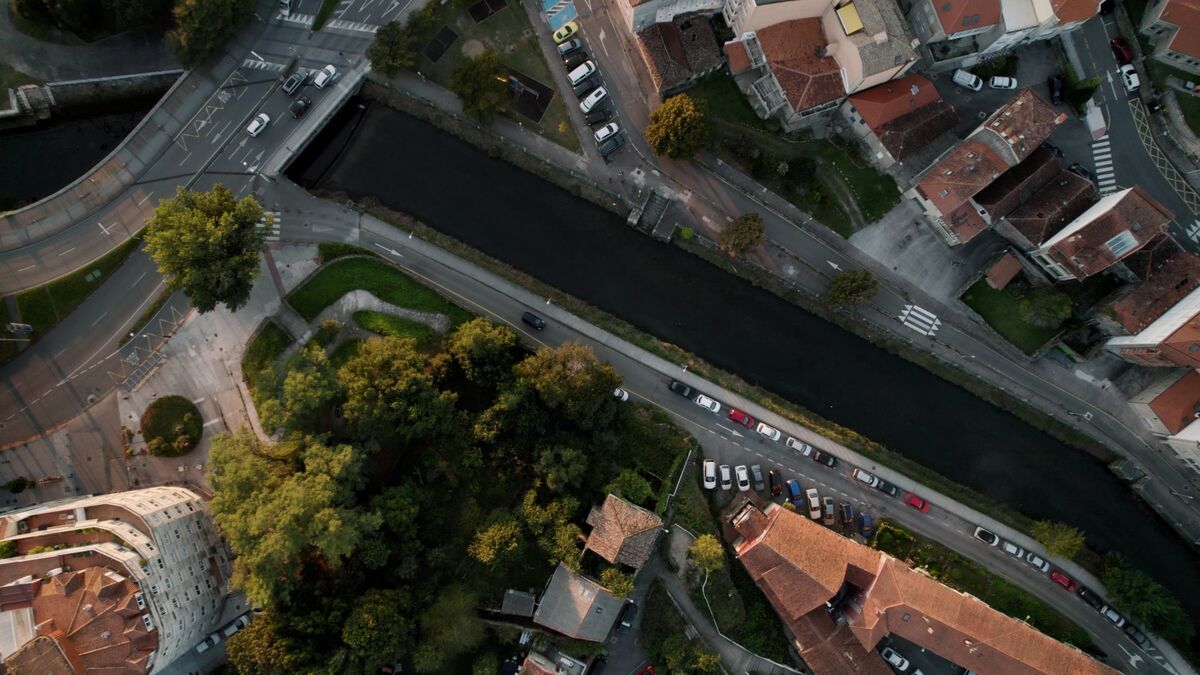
[973,147,1062,220]
[1108,236,1200,334]
[977,89,1066,165]
[1040,186,1175,278]
[757,19,846,113]
[876,100,959,162]
[1160,0,1200,58]
[1052,0,1100,23]
[986,252,1023,290]
[848,75,943,130]
[916,139,1008,215]
[1146,370,1200,434]
[931,0,1002,35]
[584,494,663,569]
[636,19,723,94]
[726,40,751,75]
[1006,170,1097,247]
[944,200,990,244]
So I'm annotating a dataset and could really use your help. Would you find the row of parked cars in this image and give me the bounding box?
[553,26,626,161]
[245,64,339,137]
[194,612,253,653]
[971,525,1150,647]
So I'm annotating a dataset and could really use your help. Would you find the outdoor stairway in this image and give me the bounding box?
[638,190,672,239]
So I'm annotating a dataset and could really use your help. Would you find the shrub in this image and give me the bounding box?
[140,395,203,457]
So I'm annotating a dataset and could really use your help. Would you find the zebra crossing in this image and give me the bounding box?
[1092,136,1117,194]
[278,11,378,32]
[899,304,941,337]
[242,58,287,73]
[259,211,282,241]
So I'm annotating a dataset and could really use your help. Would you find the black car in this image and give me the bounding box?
[585,105,613,126]
[617,601,638,632]
[564,50,588,69]
[810,450,838,468]
[281,71,305,96]
[1124,623,1150,647]
[1068,162,1099,187]
[839,502,853,528]
[574,77,598,98]
[289,96,311,119]
[1048,75,1064,105]
[668,380,693,398]
[876,480,900,497]
[599,133,626,160]
[1076,585,1105,610]
[521,311,546,331]
[768,469,782,496]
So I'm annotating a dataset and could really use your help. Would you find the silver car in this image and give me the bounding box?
[755,422,781,441]
[1024,551,1051,572]
[694,394,721,413]
[735,465,751,492]
[785,437,812,456]
[245,113,270,137]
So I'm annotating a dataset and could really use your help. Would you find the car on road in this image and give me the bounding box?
[1047,75,1064,105]
[903,493,930,512]
[972,526,999,546]
[668,380,693,398]
[755,422,781,441]
[1111,37,1134,65]
[839,502,853,528]
[612,387,629,401]
[822,497,835,526]
[584,106,612,126]
[618,601,638,631]
[852,468,880,488]
[857,512,875,538]
[728,408,755,428]
[702,460,716,489]
[1076,586,1104,610]
[880,647,910,672]
[810,449,838,467]
[558,38,583,56]
[1120,64,1140,92]
[1125,623,1149,647]
[735,465,751,492]
[1001,541,1026,559]
[1024,551,1051,572]
[695,394,721,413]
[875,479,900,497]
[282,71,305,96]
[521,311,546,330]
[593,122,620,144]
[599,133,626,160]
[1099,604,1127,628]
[805,488,821,520]
[768,470,782,495]
[1050,569,1078,591]
[719,465,732,490]
[313,64,337,89]
[553,21,579,44]
[952,69,983,91]
[989,76,1017,90]
[289,96,311,119]
[568,61,597,86]
[5,323,32,334]
[786,437,812,456]
[246,113,271,137]
[564,51,589,69]
[223,614,251,637]
[751,465,765,491]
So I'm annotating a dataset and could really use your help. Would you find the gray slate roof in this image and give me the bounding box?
[532,564,623,642]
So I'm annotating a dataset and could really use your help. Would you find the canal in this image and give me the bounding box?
[289,98,1200,627]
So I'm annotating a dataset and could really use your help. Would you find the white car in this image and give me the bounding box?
[223,614,251,637]
[245,113,270,137]
[880,647,910,672]
[785,437,812,456]
[851,468,879,488]
[805,488,821,520]
[1099,605,1127,628]
[1024,551,1051,572]
[612,387,629,401]
[568,60,597,86]
[580,87,608,112]
[735,465,751,492]
[1001,541,1025,559]
[719,464,732,490]
[1119,64,1140,92]
[195,632,221,654]
[313,64,337,89]
[593,122,620,144]
[702,459,717,489]
[694,394,721,413]
[989,75,1018,89]
[755,422,781,441]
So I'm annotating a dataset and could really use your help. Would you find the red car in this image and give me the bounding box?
[728,408,755,428]
[903,492,930,513]
[1111,37,1134,65]
[1050,569,1078,592]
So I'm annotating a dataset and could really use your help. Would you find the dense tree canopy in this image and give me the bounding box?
[1031,520,1085,558]
[365,4,439,76]
[449,51,508,123]
[824,269,879,309]
[646,93,707,159]
[341,588,415,669]
[170,0,253,66]
[718,213,764,257]
[338,336,458,443]
[1103,559,1194,644]
[448,317,519,384]
[514,341,621,432]
[688,534,725,575]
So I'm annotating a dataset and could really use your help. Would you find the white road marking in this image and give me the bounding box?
[17,264,35,272]
[137,191,154,205]
[58,247,76,257]
[97,221,110,235]
[91,312,108,327]
[179,152,192,166]
[133,272,147,287]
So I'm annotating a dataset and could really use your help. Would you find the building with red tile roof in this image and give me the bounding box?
[998,169,1097,251]
[1141,0,1200,77]
[985,251,1023,289]
[728,499,1119,675]
[1128,369,1200,474]
[842,75,959,167]
[1102,236,1200,336]
[634,16,724,95]
[584,494,663,569]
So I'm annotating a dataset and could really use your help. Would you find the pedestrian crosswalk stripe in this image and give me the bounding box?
[899,304,941,337]
[258,211,282,241]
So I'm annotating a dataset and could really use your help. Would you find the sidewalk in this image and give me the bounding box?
[0,10,178,81]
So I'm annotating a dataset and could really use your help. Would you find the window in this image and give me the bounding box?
[1105,230,1137,257]
[1190,343,1199,353]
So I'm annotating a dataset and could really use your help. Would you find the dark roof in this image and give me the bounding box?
[876,100,959,162]
[584,494,662,569]
[532,564,623,642]
[1108,235,1200,334]
[974,147,1062,220]
[635,18,722,93]
[1005,170,1097,248]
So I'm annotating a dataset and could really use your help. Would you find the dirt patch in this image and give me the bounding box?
[461,39,485,58]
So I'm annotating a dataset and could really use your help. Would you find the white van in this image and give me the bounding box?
[952,69,983,91]
[568,61,596,86]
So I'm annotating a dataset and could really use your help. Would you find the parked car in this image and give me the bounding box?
[1047,75,1064,105]
[839,501,853,528]
[1120,63,1140,92]
[822,497,836,526]
[989,76,1018,90]
[786,479,803,506]
[195,633,221,654]
[593,122,620,144]
[1001,541,1026,559]
[557,38,583,56]
[1041,141,1064,158]
[852,468,880,488]
[1068,162,1098,187]
[695,394,721,413]
[735,465,751,492]
[768,470,782,495]
[618,601,638,631]
[224,614,251,638]
[573,77,598,98]
[1111,37,1134,65]
[289,96,311,119]
[521,311,546,330]
[563,51,588,69]
[1077,585,1105,610]
[880,647,910,672]
[1099,604,1127,628]
[811,450,838,467]
[579,87,607,112]
[552,21,579,44]
[569,61,597,85]
[313,64,337,89]
[668,380,693,398]
[702,459,717,489]
[903,493,930,512]
[719,465,732,490]
[1024,551,1051,572]
[282,71,305,96]
[952,69,983,91]
[584,105,612,125]
[599,133,626,160]
[973,526,999,546]
[875,480,900,497]
[786,437,813,457]
[756,422,781,441]
[612,387,629,401]
[728,408,755,428]
[751,464,765,491]
[1125,623,1150,648]
[805,488,822,520]
[246,112,271,137]
[857,512,876,538]
[1050,569,1078,592]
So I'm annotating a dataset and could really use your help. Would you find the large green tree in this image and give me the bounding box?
[467,511,522,566]
[646,93,707,159]
[415,585,486,672]
[365,3,439,76]
[718,212,764,257]
[268,344,339,431]
[514,341,622,432]
[338,336,458,443]
[449,51,508,123]
[535,444,588,492]
[601,567,634,598]
[341,588,415,669]
[447,317,518,384]
[606,469,652,505]
[144,184,266,313]
[1030,520,1085,558]
[825,269,879,309]
[1103,561,1194,644]
[170,0,253,66]
[227,609,305,674]
[688,534,725,575]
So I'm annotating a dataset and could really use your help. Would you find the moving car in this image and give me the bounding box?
[557,38,583,56]
[786,437,812,457]
[810,450,838,468]
[313,64,337,89]
[822,497,835,526]
[728,408,755,428]
[1047,75,1064,105]
[695,394,721,413]
[246,113,270,137]
[1111,37,1134,65]
[702,459,717,489]
[903,493,930,512]
[1076,586,1104,610]
[989,76,1018,90]
[618,601,638,631]
[880,647,910,672]
[786,479,803,506]
[857,512,875,538]
[973,526,999,546]
[1120,63,1140,92]
[579,87,607,112]
[1099,604,1127,628]
[553,20,579,44]
[599,133,626,160]
[1024,551,1051,572]
[751,465,765,492]
[952,69,983,91]
[568,60,597,86]
[612,387,629,401]
[521,311,546,330]
[282,71,305,96]
[852,468,880,488]
[1050,569,1078,591]
[756,422,781,441]
[735,465,751,492]
[593,122,620,144]
[805,488,821,520]
[1001,541,1026,559]
[289,96,311,119]
[719,465,732,490]
[768,470,782,495]
[668,380,693,398]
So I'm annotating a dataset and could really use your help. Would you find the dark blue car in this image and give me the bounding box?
[785,479,803,506]
[857,512,875,538]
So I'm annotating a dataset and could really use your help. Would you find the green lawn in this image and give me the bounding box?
[14,237,141,340]
[287,257,472,324]
[352,310,440,350]
[961,279,1061,355]
[1145,62,1200,136]
[872,521,1095,651]
[688,73,765,128]
[420,0,579,151]
[0,303,18,365]
[317,242,376,263]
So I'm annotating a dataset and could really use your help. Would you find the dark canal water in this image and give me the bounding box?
[289,98,1200,627]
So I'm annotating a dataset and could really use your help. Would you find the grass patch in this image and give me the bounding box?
[641,581,720,671]
[0,303,20,365]
[15,237,140,341]
[689,72,765,129]
[1146,62,1200,136]
[313,0,339,30]
[241,321,293,397]
[961,279,1061,355]
[318,242,377,263]
[872,521,1096,651]
[140,395,203,457]
[352,310,439,350]
[0,62,42,90]
[288,257,472,324]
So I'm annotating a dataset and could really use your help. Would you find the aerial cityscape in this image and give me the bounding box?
[0,0,1199,671]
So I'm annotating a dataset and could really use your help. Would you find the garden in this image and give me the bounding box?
[961,276,1067,355]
